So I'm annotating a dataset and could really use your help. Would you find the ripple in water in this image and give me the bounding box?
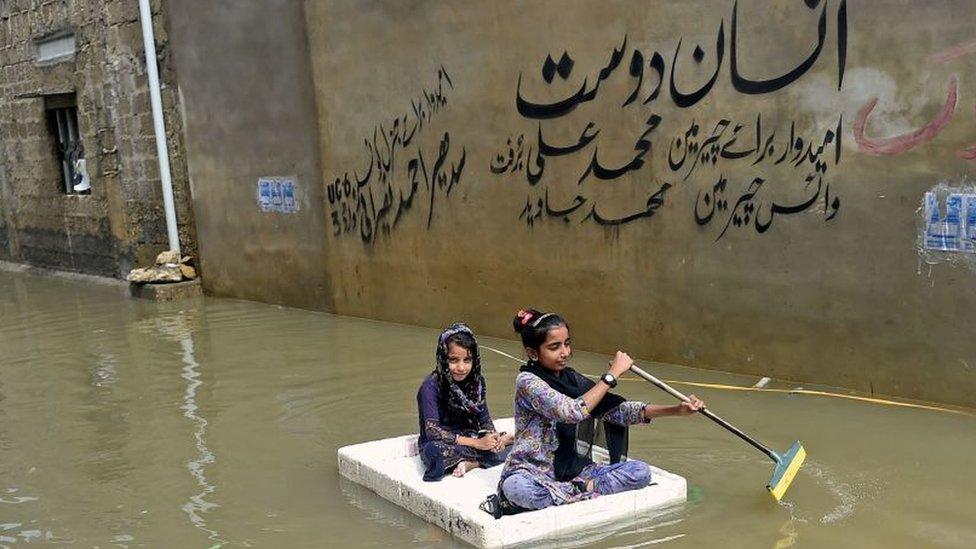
[779,459,884,528]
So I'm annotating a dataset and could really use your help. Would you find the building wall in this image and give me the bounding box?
[0,0,195,278]
[301,0,976,407]
[159,1,976,407]
[164,0,331,309]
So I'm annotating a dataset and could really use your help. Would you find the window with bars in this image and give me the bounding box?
[44,93,88,195]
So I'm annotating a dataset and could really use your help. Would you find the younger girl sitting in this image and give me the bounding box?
[417,323,514,481]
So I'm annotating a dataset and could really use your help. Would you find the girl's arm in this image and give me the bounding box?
[477,401,495,432]
[516,372,590,423]
[578,350,634,413]
[583,351,636,414]
[643,395,704,419]
[600,396,704,426]
[475,401,508,450]
[418,380,498,450]
[420,399,496,450]
[418,383,460,444]
[600,401,652,426]
[516,352,633,423]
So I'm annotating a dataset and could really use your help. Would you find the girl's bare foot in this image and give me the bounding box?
[452,460,480,477]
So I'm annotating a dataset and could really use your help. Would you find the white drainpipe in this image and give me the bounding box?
[138,0,181,256]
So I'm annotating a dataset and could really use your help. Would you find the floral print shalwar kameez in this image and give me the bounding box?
[498,371,653,509]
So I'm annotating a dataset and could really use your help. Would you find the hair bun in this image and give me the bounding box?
[512,308,540,333]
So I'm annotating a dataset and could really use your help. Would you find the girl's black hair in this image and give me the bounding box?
[512,308,568,350]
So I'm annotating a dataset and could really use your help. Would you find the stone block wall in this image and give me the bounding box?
[0,0,195,278]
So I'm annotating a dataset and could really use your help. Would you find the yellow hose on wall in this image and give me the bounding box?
[643,379,976,417]
[481,345,976,418]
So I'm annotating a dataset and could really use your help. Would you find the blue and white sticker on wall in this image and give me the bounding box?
[257,177,299,214]
[924,190,976,253]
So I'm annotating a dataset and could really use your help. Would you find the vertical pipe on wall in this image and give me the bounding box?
[138,0,181,255]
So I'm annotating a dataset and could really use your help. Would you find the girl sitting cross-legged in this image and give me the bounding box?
[417,323,514,481]
[497,308,704,510]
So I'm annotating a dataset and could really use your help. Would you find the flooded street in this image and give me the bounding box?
[1,270,975,548]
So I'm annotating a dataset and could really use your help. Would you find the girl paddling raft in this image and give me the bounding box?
[417,323,514,481]
[497,309,704,511]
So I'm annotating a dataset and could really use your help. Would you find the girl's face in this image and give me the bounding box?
[527,325,572,372]
[447,342,474,381]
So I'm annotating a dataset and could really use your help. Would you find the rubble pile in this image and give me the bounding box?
[127,251,197,284]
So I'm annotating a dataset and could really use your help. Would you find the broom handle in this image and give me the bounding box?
[629,365,779,462]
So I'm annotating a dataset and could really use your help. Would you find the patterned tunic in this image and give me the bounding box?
[499,371,650,504]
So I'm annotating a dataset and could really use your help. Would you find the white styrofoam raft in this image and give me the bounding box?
[337,418,687,548]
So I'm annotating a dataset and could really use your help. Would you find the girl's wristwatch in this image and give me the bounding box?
[599,372,618,388]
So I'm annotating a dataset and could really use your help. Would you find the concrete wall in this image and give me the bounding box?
[161,1,976,407]
[0,0,196,278]
[301,0,976,407]
[165,0,331,309]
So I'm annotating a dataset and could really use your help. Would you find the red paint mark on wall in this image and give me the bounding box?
[929,39,976,65]
[957,145,976,160]
[853,75,957,156]
[958,101,976,160]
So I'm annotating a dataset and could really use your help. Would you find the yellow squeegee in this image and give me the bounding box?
[630,365,806,501]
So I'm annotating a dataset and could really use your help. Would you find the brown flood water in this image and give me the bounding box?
[1,270,975,548]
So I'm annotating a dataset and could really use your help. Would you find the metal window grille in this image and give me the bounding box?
[44,94,84,194]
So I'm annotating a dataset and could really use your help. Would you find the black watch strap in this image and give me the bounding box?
[600,372,618,388]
